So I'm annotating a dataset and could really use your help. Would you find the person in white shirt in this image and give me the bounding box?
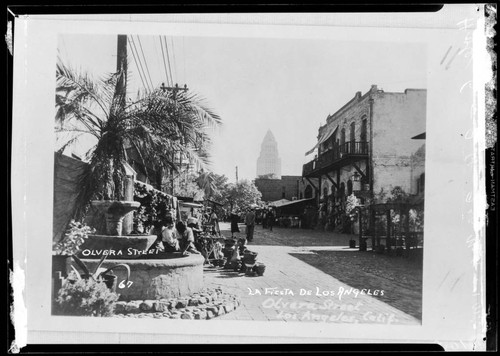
[150,215,180,253]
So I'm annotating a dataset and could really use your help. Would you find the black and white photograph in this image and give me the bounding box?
[9,5,491,350]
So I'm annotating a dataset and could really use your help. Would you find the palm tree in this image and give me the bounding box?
[55,58,221,220]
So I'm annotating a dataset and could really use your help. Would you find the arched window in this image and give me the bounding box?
[340,182,346,199]
[323,187,328,198]
[350,122,356,153]
[340,128,346,152]
[360,117,367,142]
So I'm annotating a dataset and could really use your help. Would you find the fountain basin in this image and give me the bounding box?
[82,253,204,301]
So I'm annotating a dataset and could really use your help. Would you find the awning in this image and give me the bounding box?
[411,132,426,140]
[179,202,204,208]
[268,199,290,207]
[276,198,315,208]
[305,124,338,156]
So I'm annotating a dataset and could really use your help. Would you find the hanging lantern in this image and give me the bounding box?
[352,171,361,191]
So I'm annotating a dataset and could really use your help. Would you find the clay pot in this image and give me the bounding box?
[253,263,266,276]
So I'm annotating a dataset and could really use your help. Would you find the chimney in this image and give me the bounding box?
[355,91,362,100]
[370,85,378,92]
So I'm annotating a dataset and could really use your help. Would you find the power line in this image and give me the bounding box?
[170,37,177,82]
[136,35,155,91]
[159,35,172,87]
[163,36,175,86]
[127,36,150,93]
[129,36,151,93]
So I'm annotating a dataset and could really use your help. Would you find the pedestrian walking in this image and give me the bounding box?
[245,207,256,242]
[267,208,275,231]
[230,210,240,237]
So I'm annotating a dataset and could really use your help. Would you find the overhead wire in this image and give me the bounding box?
[163,36,175,86]
[170,37,177,83]
[136,35,155,91]
[127,36,150,93]
[159,35,172,87]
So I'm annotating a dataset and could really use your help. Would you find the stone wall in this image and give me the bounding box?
[254,175,315,202]
[53,153,87,243]
[372,89,427,199]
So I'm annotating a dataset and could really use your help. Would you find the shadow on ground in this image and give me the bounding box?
[290,250,423,320]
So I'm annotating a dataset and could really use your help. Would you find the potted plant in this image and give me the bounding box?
[53,220,96,277]
[55,54,221,235]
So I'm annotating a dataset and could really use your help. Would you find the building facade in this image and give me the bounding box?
[302,85,426,225]
[256,130,282,179]
[254,175,317,203]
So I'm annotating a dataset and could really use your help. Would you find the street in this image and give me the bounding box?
[204,222,423,325]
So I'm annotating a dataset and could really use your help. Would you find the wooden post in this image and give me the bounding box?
[386,209,391,252]
[405,207,411,254]
[371,208,376,251]
[358,208,365,251]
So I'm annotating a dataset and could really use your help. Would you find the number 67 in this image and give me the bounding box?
[118,280,133,289]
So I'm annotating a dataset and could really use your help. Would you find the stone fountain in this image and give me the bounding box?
[79,200,204,301]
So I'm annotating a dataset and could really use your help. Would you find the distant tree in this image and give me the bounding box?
[225,179,262,212]
[257,173,277,179]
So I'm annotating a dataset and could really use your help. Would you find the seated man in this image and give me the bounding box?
[149,215,180,253]
[175,221,201,256]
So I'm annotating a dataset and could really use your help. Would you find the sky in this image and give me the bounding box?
[58,34,427,183]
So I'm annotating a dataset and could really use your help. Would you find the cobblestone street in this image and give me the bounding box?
[203,223,423,325]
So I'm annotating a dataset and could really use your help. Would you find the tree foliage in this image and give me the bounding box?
[55,57,221,219]
[225,179,262,212]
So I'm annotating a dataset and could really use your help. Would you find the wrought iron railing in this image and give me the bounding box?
[303,141,368,176]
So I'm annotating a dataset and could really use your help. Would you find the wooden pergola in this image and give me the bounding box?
[356,196,424,254]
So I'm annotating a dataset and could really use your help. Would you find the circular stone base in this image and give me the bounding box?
[82,254,204,301]
[112,287,241,320]
[78,234,158,259]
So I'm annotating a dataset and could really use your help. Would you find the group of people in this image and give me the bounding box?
[149,215,201,256]
[261,208,276,231]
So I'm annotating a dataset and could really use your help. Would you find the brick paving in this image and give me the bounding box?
[203,223,422,325]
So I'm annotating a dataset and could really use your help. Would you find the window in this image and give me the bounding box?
[340,128,346,152]
[282,186,286,198]
[417,173,425,194]
[360,118,367,142]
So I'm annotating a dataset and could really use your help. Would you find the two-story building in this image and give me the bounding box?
[302,85,426,227]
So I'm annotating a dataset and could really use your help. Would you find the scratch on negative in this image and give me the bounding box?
[440,46,452,65]
[437,270,450,289]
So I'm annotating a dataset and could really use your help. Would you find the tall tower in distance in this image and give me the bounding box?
[256,129,281,179]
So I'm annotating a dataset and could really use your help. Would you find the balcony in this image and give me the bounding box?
[303,141,368,178]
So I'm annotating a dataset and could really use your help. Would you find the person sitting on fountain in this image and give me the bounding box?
[175,221,201,256]
[150,215,180,254]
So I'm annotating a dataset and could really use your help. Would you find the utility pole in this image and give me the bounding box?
[160,82,188,99]
[235,166,238,183]
[116,35,128,108]
[117,34,134,235]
